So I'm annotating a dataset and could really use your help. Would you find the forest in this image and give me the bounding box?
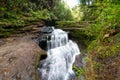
[0,0,120,80]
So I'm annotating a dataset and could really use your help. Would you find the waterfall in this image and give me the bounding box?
[38,27,80,80]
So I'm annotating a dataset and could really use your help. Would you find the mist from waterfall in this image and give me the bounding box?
[38,28,80,80]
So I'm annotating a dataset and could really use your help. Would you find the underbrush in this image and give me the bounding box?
[0,9,52,37]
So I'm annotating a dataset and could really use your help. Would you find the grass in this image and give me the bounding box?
[73,66,85,78]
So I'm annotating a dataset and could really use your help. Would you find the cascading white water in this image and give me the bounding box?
[38,28,80,80]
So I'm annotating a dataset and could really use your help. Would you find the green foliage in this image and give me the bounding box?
[73,66,85,78]
[0,0,75,37]
[53,2,73,20]
[0,27,16,38]
[83,1,120,80]
[71,6,83,21]
[87,33,120,79]
[70,29,95,46]
[98,33,120,59]
[83,1,120,42]
[56,21,77,27]
[30,9,52,20]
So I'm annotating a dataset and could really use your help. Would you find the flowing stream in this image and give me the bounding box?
[38,27,80,80]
